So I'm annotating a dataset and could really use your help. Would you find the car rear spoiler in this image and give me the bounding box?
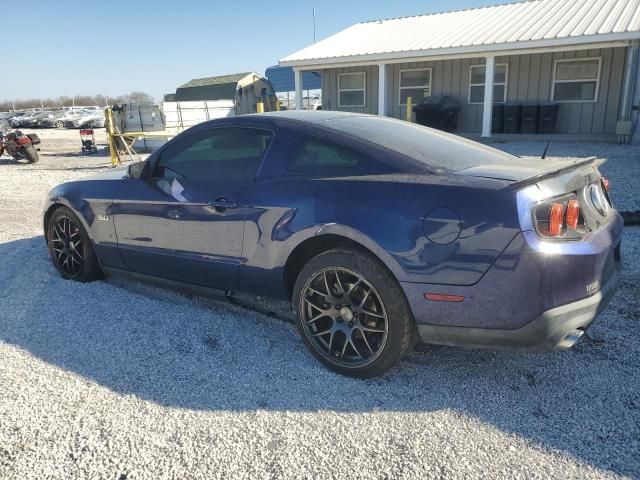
[507,157,599,190]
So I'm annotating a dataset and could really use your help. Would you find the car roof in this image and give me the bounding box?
[239,111,516,172]
[255,110,363,124]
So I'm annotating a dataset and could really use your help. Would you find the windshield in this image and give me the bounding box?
[320,115,519,172]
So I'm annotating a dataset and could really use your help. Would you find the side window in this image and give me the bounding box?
[288,137,362,174]
[156,127,272,183]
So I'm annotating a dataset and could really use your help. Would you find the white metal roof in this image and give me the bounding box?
[280,0,640,67]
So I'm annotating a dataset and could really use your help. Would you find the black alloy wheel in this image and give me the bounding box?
[49,215,85,277]
[300,266,389,368]
[293,248,415,378]
[47,207,102,282]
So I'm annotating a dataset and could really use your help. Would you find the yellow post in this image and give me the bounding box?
[256,98,264,113]
[406,96,413,123]
[105,107,120,167]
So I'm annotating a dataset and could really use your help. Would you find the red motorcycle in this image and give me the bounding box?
[0,130,40,163]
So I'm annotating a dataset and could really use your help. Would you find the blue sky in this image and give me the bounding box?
[2,0,515,101]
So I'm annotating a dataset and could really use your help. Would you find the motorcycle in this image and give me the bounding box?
[0,130,40,163]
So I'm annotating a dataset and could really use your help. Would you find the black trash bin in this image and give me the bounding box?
[538,103,559,134]
[413,95,460,132]
[521,104,539,134]
[503,104,522,134]
[492,104,504,134]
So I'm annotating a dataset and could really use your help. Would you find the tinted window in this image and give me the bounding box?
[289,137,361,173]
[321,116,518,171]
[156,127,272,182]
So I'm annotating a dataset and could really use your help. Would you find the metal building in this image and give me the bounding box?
[280,0,640,142]
[173,72,276,115]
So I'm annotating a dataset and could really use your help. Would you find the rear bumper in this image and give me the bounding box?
[416,263,621,352]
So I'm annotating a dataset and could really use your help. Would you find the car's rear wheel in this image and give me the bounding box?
[54,120,64,129]
[293,248,414,378]
[46,207,102,282]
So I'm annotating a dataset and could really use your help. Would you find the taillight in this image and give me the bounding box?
[602,177,610,192]
[548,203,565,236]
[533,193,586,240]
[566,199,580,230]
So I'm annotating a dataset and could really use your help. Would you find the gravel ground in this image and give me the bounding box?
[0,129,638,480]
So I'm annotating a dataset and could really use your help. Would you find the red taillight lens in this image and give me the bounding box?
[566,199,580,230]
[602,177,610,192]
[548,203,565,236]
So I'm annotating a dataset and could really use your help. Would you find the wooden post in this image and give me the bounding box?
[105,108,120,167]
[406,96,413,123]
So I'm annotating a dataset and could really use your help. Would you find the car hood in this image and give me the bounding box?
[456,156,597,185]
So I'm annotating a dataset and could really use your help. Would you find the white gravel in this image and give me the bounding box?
[0,130,639,480]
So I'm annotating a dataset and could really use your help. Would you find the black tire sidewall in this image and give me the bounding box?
[47,207,101,282]
[293,248,414,378]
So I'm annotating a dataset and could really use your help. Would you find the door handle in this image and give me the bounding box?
[208,197,238,212]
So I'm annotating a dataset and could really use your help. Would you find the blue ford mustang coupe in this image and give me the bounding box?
[44,111,623,377]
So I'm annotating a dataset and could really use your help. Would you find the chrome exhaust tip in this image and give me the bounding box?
[556,329,585,350]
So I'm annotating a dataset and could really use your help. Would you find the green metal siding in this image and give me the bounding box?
[175,84,238,102]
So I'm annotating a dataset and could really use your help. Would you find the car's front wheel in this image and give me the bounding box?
[46,206,102,282]
[293,248,415,378]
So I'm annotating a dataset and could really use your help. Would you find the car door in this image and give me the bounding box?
[111,126,273,291]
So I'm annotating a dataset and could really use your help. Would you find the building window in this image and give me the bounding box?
[468,64,508,104]
[399,68,432,105]
[338,72,366,107]
[552,58,601,102]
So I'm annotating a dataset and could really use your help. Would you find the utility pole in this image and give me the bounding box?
[313,8,316,43]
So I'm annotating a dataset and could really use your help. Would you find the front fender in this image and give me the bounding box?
[43,180,122,267]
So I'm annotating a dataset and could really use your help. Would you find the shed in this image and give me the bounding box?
[173,72,276,115]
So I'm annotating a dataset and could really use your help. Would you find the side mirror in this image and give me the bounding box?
[127,160,148,179]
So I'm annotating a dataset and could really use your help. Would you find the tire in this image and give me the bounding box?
[54,120,64,129]
[292,248,415,378]
[23,144,39,163]
[46,206,103,282]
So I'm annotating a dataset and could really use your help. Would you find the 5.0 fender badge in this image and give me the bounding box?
[98,215,110,222]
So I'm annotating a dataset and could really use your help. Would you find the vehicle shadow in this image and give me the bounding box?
[39,149,110,159]
[0,157,30,166]
[1,236,638,477]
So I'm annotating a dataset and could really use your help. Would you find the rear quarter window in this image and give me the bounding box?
[323,116,518,171]
[288,136,362,174]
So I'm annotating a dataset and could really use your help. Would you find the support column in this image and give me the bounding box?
[378,63,387,116]
[294,69,303,110]
[481,55,495,138]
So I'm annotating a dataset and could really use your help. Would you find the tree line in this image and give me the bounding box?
[0,92,155,111]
